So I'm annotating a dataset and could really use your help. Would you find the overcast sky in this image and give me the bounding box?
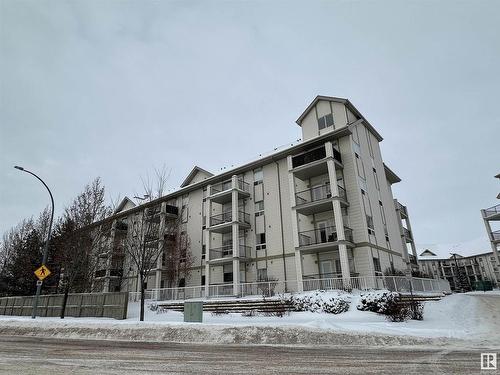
[1,0,499,253]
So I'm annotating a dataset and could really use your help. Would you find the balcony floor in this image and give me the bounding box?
[296,240,354,254]
[294,197,348,216]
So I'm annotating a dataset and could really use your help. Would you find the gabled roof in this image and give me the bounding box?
[295,95,383,142]
[419,249,437,257]
[383,163,401,184]
[113,196,136,214]
[180,166,213,188]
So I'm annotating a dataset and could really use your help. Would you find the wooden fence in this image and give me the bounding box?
[0,292,128,320]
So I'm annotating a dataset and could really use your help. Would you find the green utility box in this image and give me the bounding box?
[473,280,493,292]
[184,301,203,323]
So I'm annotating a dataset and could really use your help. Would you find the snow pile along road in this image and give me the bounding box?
[0,292,498,348]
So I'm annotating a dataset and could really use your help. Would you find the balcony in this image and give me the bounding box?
[402,227,413,242]
[209,244,251,263]
[208,211,251,232]
[492,230,500,242]
[115,220,128,232]
[109,268,123,277]
[295,185,348,215]
[165,205,179,216]
[209,178,250,204]
[484,204,500,220]
[291,146,342,180]
[95,269,106,278]
[298,226,353,253]
[396,201,408,218]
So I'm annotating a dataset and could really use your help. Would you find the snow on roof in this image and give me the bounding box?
[417,235,491,260]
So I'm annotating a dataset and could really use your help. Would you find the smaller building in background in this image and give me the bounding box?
[481,173,500,270]
[418,249,499,291]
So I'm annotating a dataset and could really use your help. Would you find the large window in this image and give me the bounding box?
[254,168,263,185]
[256,233,266,250]
[373,257,382,275]
[255,201,264,217]
[318,113,334,130]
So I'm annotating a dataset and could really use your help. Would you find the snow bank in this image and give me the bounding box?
[0,292,498,348]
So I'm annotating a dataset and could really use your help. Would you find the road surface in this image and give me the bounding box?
[0,335,494,374]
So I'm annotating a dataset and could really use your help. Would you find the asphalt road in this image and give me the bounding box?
[0,335,495,375]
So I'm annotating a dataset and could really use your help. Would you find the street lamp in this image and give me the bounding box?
[14,166,55,319]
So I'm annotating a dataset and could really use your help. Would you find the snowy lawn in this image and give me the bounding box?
[0,291,498,347]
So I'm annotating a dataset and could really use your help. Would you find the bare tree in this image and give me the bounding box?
[53,178,111,318]
[163,215,194,289]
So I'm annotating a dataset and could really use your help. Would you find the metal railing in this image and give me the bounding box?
[402,227,412,241]
[492,230,500,241]
[129,276,450,302]
[208,283,234,297]
[209,245,233,260]
[210,211,250,226]
[396,201,408,217]
[237,179,250,192]
[298,226,353,246]
[302,275,451,294]
[484,204,500,218]
[209,244,252,260]
[295,185,347,205]
[210,179,250,195]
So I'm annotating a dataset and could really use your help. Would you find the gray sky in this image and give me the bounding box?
[1,0,499,253]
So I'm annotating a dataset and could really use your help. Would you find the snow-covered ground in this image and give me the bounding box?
[0,291,498,347]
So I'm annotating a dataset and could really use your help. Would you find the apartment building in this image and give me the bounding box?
[481,173,500,269]
[418,249,500,290]
[91,96,419,296]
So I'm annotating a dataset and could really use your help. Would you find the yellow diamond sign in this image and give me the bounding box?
[34,265,51,281]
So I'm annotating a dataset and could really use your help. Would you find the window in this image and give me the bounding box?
[257,268,268,281]
[373,168,380,191]
[255,201,264,217]
[201,275,205,285]
[223,271,233,283]
[373,257,382,275]
[366,215,374,235]
[256,233,266,250]
[254,168,263,185]
[366,128,374,158]
[317,113,334,130]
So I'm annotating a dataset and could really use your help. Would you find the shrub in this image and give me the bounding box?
[256,277,279,298]
[285,291,350,314]
[358,291,425,322]
[356,291,400,314]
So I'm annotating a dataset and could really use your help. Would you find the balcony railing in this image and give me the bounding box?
[237,179,250,192]
[115,220,128,231]
[295,184,347,205]
[291,146,342,169]
[209,244,252,260]
[484,204,500,218]
[95,269,106,278]
[396,202,408,217]
[298,226,353,247]
[109,269,123,277]
[209,211,250,226]
[165,205,179,216]
[403,227,413,241]
[209,245,232,259]
[210,179,250,195]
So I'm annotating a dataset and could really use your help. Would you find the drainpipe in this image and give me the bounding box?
[273,158,288,291]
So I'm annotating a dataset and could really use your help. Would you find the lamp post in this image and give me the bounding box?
[14,166,54,319]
